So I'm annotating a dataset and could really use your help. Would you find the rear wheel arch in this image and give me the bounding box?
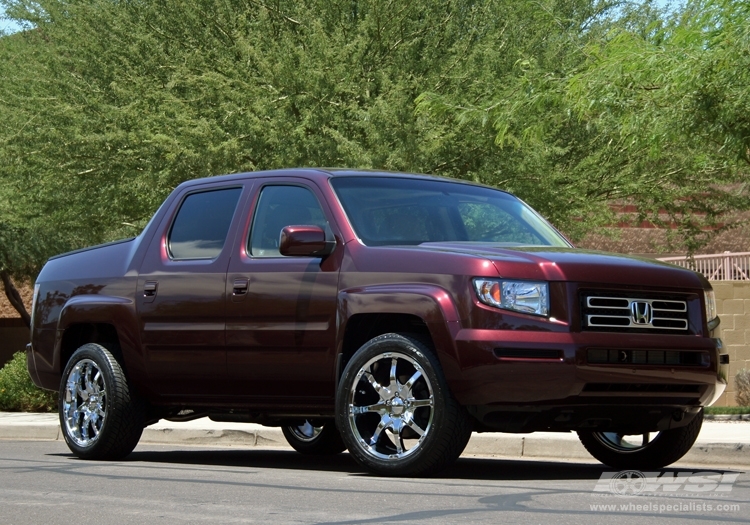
[55,296,146,391]
[60,323,122,372]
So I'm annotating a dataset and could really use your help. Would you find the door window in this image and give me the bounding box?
[168,187,242,260]
[249,185,327,257]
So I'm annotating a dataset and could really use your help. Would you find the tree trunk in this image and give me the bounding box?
[0,270,31,328]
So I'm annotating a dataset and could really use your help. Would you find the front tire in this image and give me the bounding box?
[281,420,346,455]
[577,410,703,469]
[59,343,144,460]
[335,333,473,476]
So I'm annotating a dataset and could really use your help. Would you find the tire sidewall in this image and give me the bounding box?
[335,333,455,475]
[58,343,126,459]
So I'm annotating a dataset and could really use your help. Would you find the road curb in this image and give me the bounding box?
[141,427,286,447]
[0,424,60,441]
[3,421,749,467]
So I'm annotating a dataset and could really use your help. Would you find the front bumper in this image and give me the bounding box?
[448,329,727,432]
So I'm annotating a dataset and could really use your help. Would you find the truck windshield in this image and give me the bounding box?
[330,176,570,247]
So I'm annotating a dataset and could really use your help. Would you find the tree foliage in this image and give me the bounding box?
[417,0,750,249]
[1,0,749,321]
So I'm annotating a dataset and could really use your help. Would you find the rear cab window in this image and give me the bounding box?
[168,187,243,260]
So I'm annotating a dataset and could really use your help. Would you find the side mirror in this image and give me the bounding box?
[279,225,336,257]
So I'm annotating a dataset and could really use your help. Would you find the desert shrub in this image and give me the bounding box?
[736,369,750,407]
[0,352,57,412]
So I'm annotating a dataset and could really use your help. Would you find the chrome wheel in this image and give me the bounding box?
[287,420,322,443]
[347,351,435,460]
[577,410,703,470]
[62,358,107,448]
[594,432,659,452]
[337,333,473,476]
[281,419,346,455]
[59,344,144,460]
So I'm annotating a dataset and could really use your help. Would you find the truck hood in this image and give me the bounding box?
[417,242,708,289]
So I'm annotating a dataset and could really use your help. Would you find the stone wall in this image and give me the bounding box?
[713,281,750,407]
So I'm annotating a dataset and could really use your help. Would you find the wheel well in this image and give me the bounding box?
[339,314,432,374]
[60,323,121,372]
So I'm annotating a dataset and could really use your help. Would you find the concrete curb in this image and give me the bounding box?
[3,421,749,467]
[141,427,285,447]
[705,414,750,421]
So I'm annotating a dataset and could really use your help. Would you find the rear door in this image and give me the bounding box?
[137,182,248,397]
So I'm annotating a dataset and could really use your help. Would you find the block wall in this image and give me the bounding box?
[712,282,750,406]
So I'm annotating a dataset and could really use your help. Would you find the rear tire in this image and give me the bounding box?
[281,420,346,455]
[577,410,703,469]
[59,343,144,460]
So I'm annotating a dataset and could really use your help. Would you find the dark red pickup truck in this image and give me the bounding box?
[27,169,727,475]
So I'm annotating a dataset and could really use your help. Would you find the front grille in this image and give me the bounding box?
[581,291,690,333]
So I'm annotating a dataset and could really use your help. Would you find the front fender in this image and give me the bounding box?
[337,284,464,385]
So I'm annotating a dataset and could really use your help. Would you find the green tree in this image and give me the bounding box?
[0,0,504,322]
[2,0,748,322]
[566,0,750,251]
[417,0,750,249]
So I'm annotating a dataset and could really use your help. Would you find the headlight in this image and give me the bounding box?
[704,289,717,323]
[473,279,549,316]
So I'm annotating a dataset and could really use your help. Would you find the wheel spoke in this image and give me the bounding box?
[364,372,385,398]
[404,369,422,391]
[392,430,404,454]
[351,402,388,415]
[92,370,103,395]
[409,397,433,408]
[369,417,390,446]
[79,373,89,400]
[81,413,91,440]
[389,357,398,391]
[406,419,426,437]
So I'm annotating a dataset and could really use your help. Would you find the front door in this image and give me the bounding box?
[225,180,341,405]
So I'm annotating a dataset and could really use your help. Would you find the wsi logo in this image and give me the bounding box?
[594,470,740,496]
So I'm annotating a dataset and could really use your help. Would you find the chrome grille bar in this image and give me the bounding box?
[584,296,689,331]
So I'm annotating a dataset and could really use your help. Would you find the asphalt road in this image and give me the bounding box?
[1,440,748,525]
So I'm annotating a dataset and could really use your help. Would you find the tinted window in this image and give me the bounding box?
[249,185,328,257]
[169,188,242,259]
[330,176,568,247]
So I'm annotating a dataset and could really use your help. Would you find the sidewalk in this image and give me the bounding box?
[1,411,748,467]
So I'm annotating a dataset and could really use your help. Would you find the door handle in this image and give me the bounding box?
[143,281,158,303]
[233,278,249,296]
